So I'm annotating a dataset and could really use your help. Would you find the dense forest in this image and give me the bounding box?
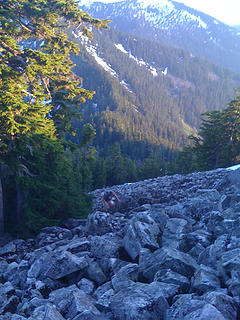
[0,0,109,237]
[69,28,240,160]
[1,0,240,238]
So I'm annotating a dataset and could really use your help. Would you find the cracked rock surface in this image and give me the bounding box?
[1,168,240,319]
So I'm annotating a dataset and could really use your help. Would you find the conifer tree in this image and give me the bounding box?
[0,0,109,235]
[178,93,240,172]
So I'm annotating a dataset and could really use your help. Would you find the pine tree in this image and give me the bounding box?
[79,124,96,192]
[105,142,125,186]
[0,0,109,235]
[178,93,240,172]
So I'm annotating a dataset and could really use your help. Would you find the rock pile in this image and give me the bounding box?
[1,167,240,319]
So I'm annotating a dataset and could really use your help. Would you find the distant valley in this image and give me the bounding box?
[70,0,240,160]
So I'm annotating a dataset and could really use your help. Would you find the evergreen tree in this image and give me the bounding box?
[105,142,125,186]
[0,0,109,235]
[178,93,240,172]
[79,124,96,192]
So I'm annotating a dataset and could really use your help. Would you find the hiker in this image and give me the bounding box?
[103,190,120,212]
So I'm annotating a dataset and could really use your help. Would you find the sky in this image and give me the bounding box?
[80,0,240,26]
[178,0,240,25]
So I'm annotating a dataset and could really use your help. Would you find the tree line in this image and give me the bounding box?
[0,0,109,237]
[177,93,240,173]
[1,0,240,239]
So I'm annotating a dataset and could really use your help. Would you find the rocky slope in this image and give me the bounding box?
[1,167,240,319]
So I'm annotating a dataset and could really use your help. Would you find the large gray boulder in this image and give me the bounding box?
[111,263,138,292]
[166,294,207,319]
[203,291,238,320]
[183,304,227,320]
[28,303,65,320]
[123,212,161,260]
[86,211,125,236]
[28,251,88,281]
[110,282,169,320]
[154,269,190,293]
[139,247,199,282]
[162,218,191,249]
[90,234,121,259]
[49,285,100,319]
[36,226,72,246]
[192,265,221,294]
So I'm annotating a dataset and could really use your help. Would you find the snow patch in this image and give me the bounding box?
[120,80,134,94]
[138,0,173,9]
[227,164,240,171]
[78,0,123,7]
[183,11,207,29]
[161,67,168,76]
[115,43,161,77]
[86,45,118,78]
[150,67,158,77]
[114,43,128,54]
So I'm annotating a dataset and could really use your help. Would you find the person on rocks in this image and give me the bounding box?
[103,190,120,212]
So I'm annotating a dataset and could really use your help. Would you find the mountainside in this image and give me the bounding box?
[79,0,240,75]
[69,25,240,159]
[1,166,240,318]
[234,25,240,31]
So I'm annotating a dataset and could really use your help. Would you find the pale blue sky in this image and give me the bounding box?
[178,0,240,25]
[80,0,240,25]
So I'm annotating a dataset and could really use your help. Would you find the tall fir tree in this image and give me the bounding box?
[0,0,109,235]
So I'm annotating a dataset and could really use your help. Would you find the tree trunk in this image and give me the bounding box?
[16,180,24,228]
[0,178,4,236]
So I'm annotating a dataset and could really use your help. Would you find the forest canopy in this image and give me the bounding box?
[0,0,109,236]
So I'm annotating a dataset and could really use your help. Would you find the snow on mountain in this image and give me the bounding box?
[80,0,208,31]
[84,42,135,93]
[79,0,240,74]
[85,44,119,78]
[114,42,164,77]
[114,43,128,54]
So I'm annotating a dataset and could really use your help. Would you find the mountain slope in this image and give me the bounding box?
[79,0,240,75]
[69,27,240,159]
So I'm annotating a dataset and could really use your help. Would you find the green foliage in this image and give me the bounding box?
[177,93,240,172]
[0,0,109,236]
[70,27,239,168]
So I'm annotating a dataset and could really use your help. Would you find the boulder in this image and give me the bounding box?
[36,226,72,246]
[72,311,111,320]
[110,282,169,320]
[78,278,95,295]
[0,242,17,257]
[86,211,118,236]
[139,247,198,282]
[87,261,107,285]
[149,208,169,232]
[93,282,113,300]
[192,265,221,294]
[0,295,19,314]
[111,263,138,292]
[221,248,240,273]
[123,212,161,260]
[49,285,100,319]
[198,236,228,268]
[95,288,115,312]
[203,291,238,320]
[154,269,190,293]
[162,218,190,249]
[60,218,86,230]
[28,251,88,282]
[166,294,206,319]
[90,234,121,259]
[183,304,227,320]
[28,303,65,320]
